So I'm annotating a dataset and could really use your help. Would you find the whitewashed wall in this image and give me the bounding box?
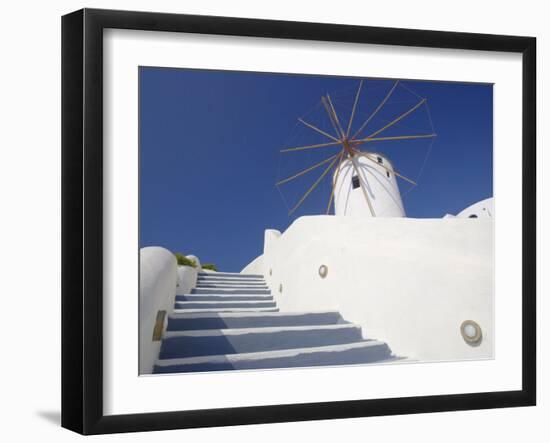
[139,248,202,373]
[456,197,494,219]
[176,265,199,295]
[243,216,494,362]
[334,154,405,217]
[241,254,264,275]
[139,247,178,374]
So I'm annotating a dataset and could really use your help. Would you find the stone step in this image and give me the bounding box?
[196,279,266,286]
[191,287,271,295]
[197,278,265,284]
[158,324,363,360]
[154,340,394,373]
[176,294,274,302]
[198,272,263,279]
[196,282,268,288]
[172,307,279,314]
[194,286,270,292]
[167,310,347,331]
[174,300,277,310]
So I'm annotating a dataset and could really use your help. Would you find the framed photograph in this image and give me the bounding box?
[61,8,536,434]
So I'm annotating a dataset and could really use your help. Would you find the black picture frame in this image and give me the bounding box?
[61,8,536,435]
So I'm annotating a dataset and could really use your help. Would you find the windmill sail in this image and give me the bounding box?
[276,78,436,217]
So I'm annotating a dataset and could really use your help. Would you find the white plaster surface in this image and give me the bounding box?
[334,154,405,217]
[139,247,178,374]
[264,229,282,254]
[176,265,198,295]
[186,254,202,269]
[241,255,264,275]
[243,216,494,362]
[140,250,202,372]
[456,197,494,219]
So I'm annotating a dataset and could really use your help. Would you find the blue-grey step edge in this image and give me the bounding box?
[171,307,280,314]
[176,294,274,302]
[193,287,270,292]
[154,340,394,373]
[191,288,271,295]
[197,276,265,281]
[194,285,270,290]
[198,272,263,279]
[174,300,277,310]
[197,277,266,282]
[195,283,269,288]
[158,324,363,359]
[167,310,347,331]
[196,279,266,285]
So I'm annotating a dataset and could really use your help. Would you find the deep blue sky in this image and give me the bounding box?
[140,67,493,272]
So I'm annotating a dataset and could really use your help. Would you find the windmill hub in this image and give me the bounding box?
[342,138,355,157]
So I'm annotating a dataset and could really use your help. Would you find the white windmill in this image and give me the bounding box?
[276,79,436,217]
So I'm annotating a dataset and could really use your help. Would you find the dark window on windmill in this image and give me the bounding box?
[352,175,360,189]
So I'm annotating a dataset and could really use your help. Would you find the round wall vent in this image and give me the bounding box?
[460,320,482,346]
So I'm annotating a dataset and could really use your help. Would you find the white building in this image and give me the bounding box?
[443,197,494,219]
[456,197,494,218]
[333,151,494,221]
[242,216,494,362]
[333,152,405,217]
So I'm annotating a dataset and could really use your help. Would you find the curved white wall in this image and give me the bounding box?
[185,254,202,269]
[242,230,280,275]
[244,216,493,362]
[139,246,178,374]
[456,197,494,219]
[264,229,281,254]
[177,254,201,290]
[334,153,405,217]
[176,265,198,295]
[241,254,264,275]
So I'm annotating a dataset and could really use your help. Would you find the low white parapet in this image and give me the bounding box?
[139,247,178,374]
[176,264,198,295]
[242,215,494,362]
[185,254,202,270]
[139,248,201,373]
[264,229,281,255]
[241,254,264,275]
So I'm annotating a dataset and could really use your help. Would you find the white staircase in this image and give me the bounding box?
[154,272,397,373]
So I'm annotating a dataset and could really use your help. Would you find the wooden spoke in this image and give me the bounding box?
[326,151,345,214]
[321,96,343,139]
[352,80,399,139]
[360,153,417,186]
[346,79,363,137]
[351,133,437,146]
[364,98,427,140]
[276,153,341,186]
[350,157,375,216]
[280,140,342,153]
[298,118,340,142]
[289,154,340,215]
[326,94,346,138]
